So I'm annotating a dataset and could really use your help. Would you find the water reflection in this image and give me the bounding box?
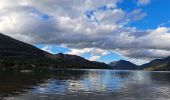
[1,69,170,100]
[0,70,50,97]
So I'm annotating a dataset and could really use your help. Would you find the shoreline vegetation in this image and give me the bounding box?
[1,33,170,71]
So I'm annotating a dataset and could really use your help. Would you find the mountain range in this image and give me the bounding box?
[0,33,111,69]
[110,57,170,71]
[1,33,170,71]
[109,60,139,70]
[141,56,170,71]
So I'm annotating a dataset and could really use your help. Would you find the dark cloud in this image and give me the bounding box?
[0,0,169,62]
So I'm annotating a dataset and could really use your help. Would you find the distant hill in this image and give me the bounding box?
[109,60,139,70]
[141,56,170,71]
[53,53,111,69]
[0,33,111,69]
[3,32,170,71]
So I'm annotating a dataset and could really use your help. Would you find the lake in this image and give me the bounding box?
[0,69,170,100]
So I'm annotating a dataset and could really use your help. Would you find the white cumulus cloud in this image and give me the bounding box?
[1,0,170,64]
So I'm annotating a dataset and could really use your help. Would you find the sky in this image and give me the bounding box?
[0,0,170,65]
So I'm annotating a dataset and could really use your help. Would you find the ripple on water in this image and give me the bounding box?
[1,70,170,100]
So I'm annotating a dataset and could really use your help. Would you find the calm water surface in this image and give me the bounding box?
[0,69,170,100]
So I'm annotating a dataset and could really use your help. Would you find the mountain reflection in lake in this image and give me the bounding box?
[1,69,170,100]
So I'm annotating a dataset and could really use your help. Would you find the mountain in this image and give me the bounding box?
[109,60,139,70]
[0,33,111,69]
[53,53,111,69]
[0,33,58,69]
[0,33,51,58]
[141,56,170,71]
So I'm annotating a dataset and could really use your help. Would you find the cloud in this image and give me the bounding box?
[68,48,109,56]
[125,57,150,65]
[41,45,53,54]
[89,56,101,61]
[137,0,150,6]
[115,48,170,59]
[136,27,170,50]
[0,0,170,63]
[67,48,109,61]
[67,48,93,55]
[127,9,146,21]
[115,48,170,65]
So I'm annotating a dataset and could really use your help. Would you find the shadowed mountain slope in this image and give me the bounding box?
[0,33,111,69]
[109,60,139,70]
[141,56,170,71]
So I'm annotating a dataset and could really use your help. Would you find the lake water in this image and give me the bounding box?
[1,69,170,100]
